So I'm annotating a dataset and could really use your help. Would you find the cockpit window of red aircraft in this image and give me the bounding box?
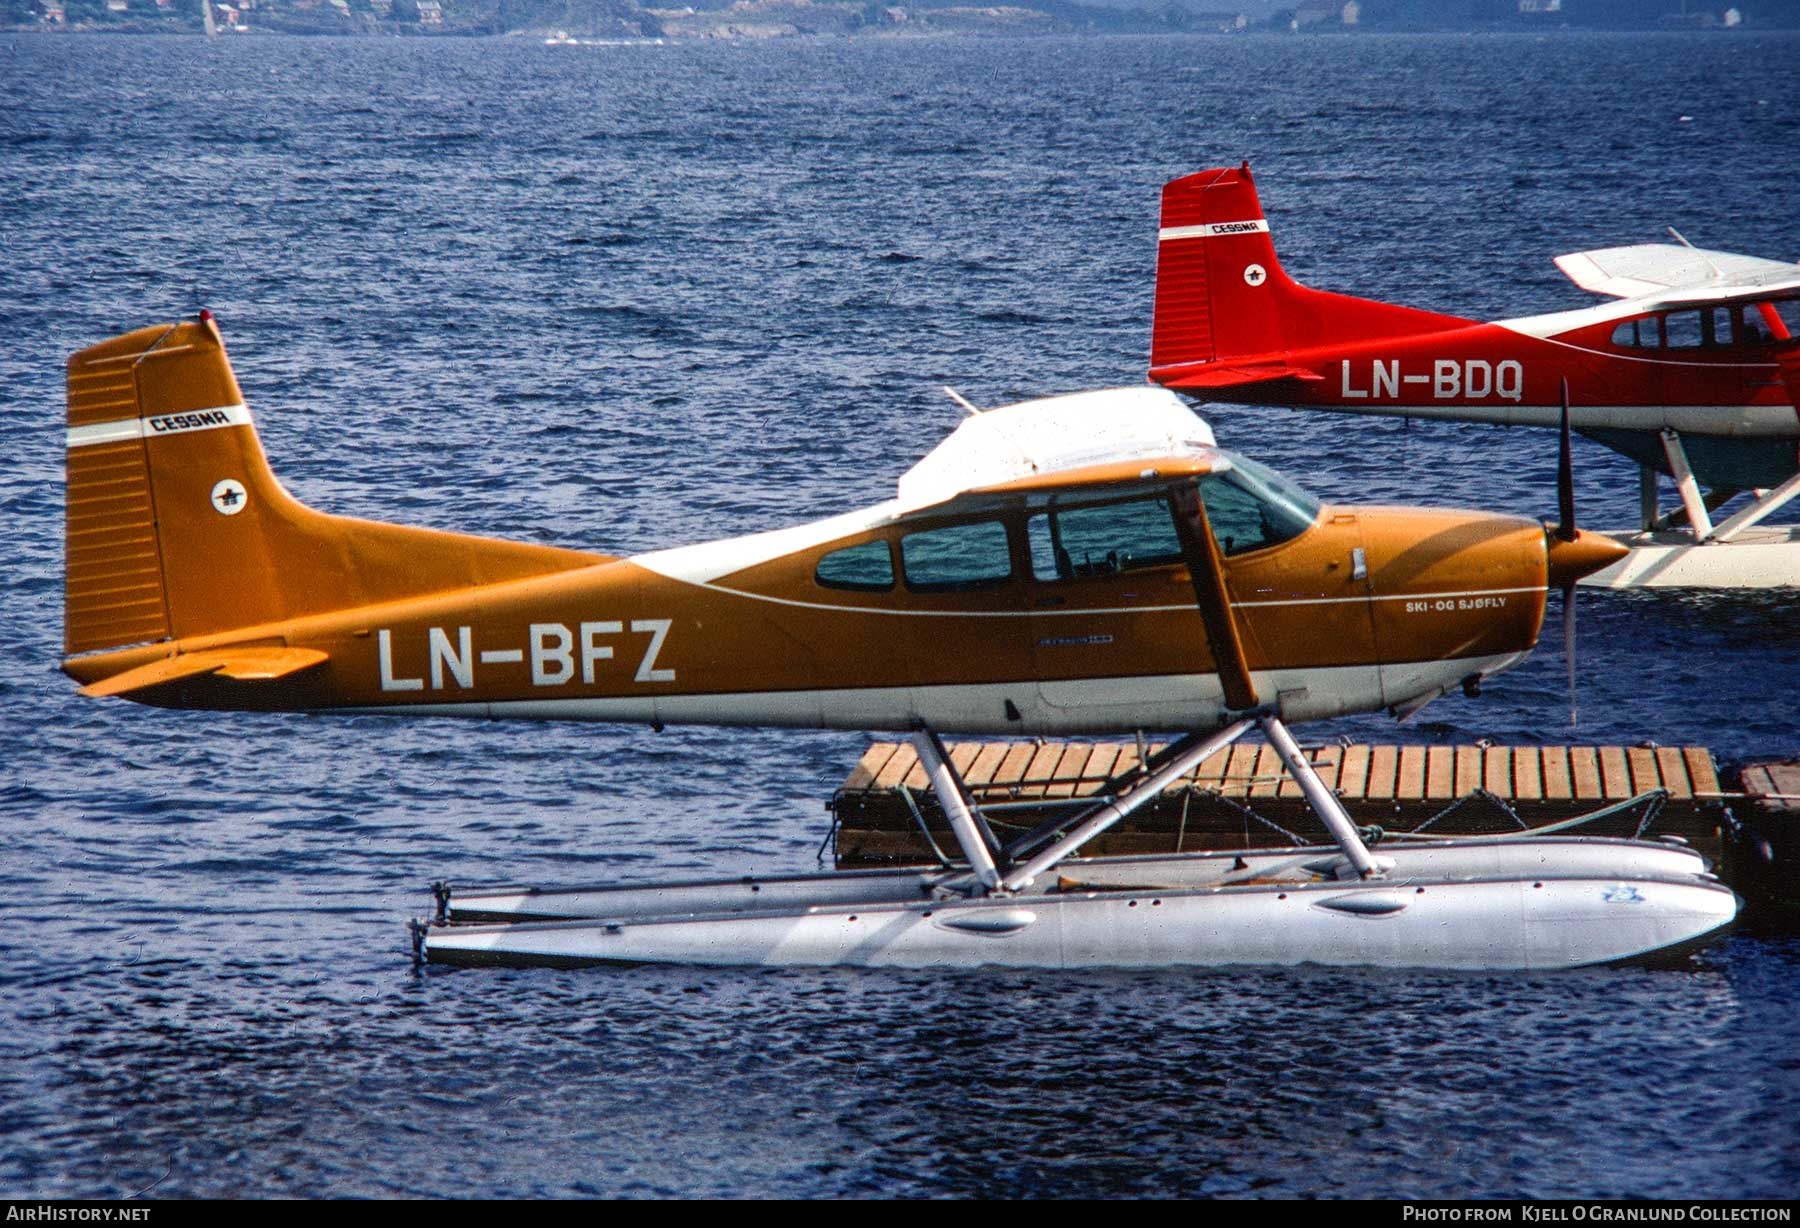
[1612,303,1798,352]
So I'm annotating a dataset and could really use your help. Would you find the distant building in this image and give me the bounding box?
[1518,0,1561,11]
[415,0,441,20]
[1288,3,1359,28]
[39,0,66,21]
[105,0,127,11]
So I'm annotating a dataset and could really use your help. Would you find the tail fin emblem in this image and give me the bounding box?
[211,479,248,516]
[1244,264,1266,286]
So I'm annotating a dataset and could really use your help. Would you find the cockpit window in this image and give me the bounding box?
[815,539,894,591]
[901,519,1012,591]
[1743,300,1800,346]
[1612,305,1797,351]
[1024,458,1321,580]
[1028,496,1182,581]
[1612,316,1661,348]
[1664,310,1704,349]
[1200,453,1321,556]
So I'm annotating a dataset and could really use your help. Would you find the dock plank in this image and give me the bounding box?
[1395,746,1426,801]
[1085,744,1123,792]
[1512,747,1543,801]
[1338,744,1370,797]
[873,744,917,790]
[1454,746,1483,796]
[1309,743,1344,794]
[1221,744,1261,796]
[1540,746,1572,801]
[1654,746,1690,799]
[995,740,1036,782]
[1685,747,1721,798]
[1192,745,1233,788]
[1425,746,1454,800]
[1569,747,1602,800]
[1046,744,1092,799]
[1484,746,1512,795]
[901,750,931,791]
[1599,746,1631,798]
[1366,745,1398,800]
[1249,745,1284,799]
[964,742,1009,790]
[845,742,900,792]
[1018,743,1064,799]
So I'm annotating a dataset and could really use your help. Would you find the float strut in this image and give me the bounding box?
[1259,714,1384,880]
[1710,469,1800,544]
[908,727,1003,894]
[1000,717,1254,893]
[1660,430,1715,541]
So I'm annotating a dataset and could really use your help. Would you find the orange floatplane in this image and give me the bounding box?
[61,315,1735,969]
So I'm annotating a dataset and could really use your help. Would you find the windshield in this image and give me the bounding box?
[1199,453,1321,556]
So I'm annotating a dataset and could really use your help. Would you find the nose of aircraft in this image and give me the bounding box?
[1545,527,1630,589]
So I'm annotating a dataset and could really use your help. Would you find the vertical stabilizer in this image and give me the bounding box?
[1149,163,1472,384]
[64,316,602,657]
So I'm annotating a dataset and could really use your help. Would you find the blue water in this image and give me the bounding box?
[3,30,1799,1199]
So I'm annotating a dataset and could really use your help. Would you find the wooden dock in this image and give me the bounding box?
[831,739,1731,868]
[1734,759,1800,910]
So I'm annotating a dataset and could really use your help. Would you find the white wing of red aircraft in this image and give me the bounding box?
[1148,163,1800,588]
[61,317,1736,970]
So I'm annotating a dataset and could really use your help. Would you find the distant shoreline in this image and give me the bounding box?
[6,22,1795,37]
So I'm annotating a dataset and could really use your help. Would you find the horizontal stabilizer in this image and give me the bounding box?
[1554,243,1800,305]
[1153,361,1327,390]
[80,646,329,698]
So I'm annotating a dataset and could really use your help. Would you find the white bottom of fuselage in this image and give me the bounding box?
[346,653,1527,735]
[1581,526,1800,589]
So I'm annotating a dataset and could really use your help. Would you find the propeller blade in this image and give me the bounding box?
[1556,377,1576,542]
[1562,579,1578,728]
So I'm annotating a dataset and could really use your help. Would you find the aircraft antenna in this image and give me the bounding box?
[943,387,982,417]
[1666,226,1724,280]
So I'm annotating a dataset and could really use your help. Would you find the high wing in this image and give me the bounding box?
[1553,242,1800,307]
[893,386,1222,513]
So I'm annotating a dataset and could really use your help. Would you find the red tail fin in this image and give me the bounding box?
[1149,164,1471,385]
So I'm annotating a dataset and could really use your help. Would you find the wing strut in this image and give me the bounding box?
[1167,480,1259,711]
[1168,476,1386,879]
